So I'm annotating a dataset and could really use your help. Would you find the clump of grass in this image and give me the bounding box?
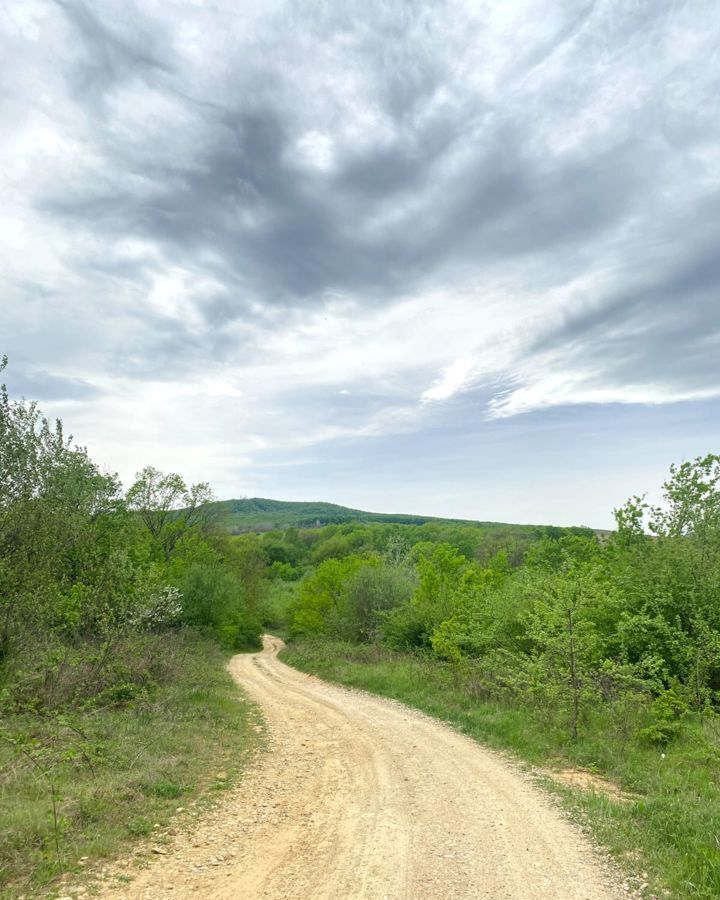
[282,638,720,900]
[0,632,261,898]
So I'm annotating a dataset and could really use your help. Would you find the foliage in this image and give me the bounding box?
[283,455,720,742]
[287,556,366,638]
[277,452,720,899]
[0,359,265,892]
[126,466,216,562]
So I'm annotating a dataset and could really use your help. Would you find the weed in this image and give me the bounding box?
[0,634,260,898]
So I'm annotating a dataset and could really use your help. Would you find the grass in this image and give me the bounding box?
[0,632,262,899]
[282,638,720,900]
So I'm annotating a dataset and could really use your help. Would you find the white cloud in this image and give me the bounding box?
[294,131,336,171]
[421,357,477,403]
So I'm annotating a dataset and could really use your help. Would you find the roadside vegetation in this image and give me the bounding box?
[269,455,720,900]
[0,358,264,897]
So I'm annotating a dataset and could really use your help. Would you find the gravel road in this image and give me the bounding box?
[95,635,629,899]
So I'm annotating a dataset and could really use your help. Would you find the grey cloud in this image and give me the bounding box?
[4,369,101,401]
[5,0,720,406]
[109,307,244,381]
[517,2,597,78]
[41,96,653,311]
[54,0,171,107]
[525,240,720,397]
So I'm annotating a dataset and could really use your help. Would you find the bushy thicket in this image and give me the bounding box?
[0,357,263,718]
[284,454,720,745]
[237,514,589,585]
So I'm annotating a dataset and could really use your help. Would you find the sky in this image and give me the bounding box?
[2,0,720,528]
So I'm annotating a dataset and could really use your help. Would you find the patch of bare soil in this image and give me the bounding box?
[544,769,638,804]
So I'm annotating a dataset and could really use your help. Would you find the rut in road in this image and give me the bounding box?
[96,635,630,900]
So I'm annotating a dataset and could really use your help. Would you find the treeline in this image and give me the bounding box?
[235,517,590,580]
[281,456,720,744]
[0,354,263,716]
[218,496,544,534]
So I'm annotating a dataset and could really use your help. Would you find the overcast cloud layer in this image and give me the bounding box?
[2,0,720,526]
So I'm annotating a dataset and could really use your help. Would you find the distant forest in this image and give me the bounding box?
[215,496,594,534]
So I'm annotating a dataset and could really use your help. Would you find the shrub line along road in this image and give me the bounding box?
[95,636,630,899]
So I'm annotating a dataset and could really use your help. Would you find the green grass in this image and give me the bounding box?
[0,633,262,899]
[282,639,720,900]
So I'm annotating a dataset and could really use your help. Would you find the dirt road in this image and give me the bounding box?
[96,636,628,899]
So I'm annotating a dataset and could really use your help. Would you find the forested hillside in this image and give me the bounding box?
[216,496,538,533]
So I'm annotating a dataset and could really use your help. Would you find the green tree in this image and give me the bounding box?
[288,556,364,637]
[126,466,216,561]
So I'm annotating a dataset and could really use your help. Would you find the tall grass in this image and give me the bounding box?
[0,633,261,898]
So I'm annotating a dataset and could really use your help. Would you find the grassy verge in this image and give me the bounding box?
[0,632,261,899]
[282,638,720,900]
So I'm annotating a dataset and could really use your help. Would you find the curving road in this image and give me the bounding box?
[97,636,628,899]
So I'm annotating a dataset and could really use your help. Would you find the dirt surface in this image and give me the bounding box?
[545,768,638,804]
[93,636,630,900]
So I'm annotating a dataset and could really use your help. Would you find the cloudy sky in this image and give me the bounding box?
[2,0,719,527]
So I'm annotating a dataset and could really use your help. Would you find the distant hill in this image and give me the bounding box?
[215,497,519,533]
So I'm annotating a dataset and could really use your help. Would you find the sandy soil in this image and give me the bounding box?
[92,635,630,900]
